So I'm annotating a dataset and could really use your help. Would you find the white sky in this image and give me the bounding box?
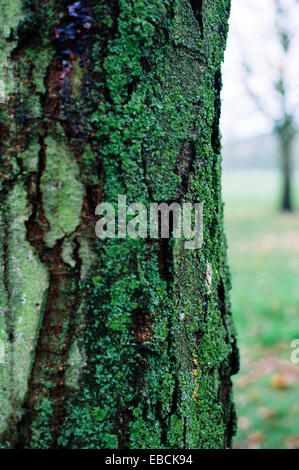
[221,0,299,142]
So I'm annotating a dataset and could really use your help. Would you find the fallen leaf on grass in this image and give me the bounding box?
[238,416,250,429]
[237,354,299,388]
[234,431,264,449]
[258,407,277,419]
[249,431,264,444]
[284,435,299,449]
[271,372,295,389]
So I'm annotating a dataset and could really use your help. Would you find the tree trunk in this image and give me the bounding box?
[0,0,238,449]
[280,128,294,212]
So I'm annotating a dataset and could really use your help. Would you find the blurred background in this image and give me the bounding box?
[221,0,299,448]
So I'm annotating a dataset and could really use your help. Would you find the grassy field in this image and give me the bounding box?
[222,170,299,449]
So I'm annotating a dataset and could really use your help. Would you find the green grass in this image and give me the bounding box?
[223,170,299,449]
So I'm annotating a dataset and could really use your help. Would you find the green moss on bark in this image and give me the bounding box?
[0,0,238,449]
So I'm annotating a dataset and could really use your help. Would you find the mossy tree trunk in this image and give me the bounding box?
[0,0,238,449]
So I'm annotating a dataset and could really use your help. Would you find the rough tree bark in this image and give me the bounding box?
[0,0,238,449]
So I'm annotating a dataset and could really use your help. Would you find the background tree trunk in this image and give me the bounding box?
[278,117,295,212]
[0,0,238,449]
[281,137,292,212]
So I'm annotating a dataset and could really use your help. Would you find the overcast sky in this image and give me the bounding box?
[221,0,299,143]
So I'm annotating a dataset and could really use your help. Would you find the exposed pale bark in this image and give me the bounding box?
[0,0,238,449]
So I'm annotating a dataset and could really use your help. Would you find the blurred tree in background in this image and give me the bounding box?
[273,0,297,211]
[222,0,299,212]
[242,0,298,211]
[221,0,299,449]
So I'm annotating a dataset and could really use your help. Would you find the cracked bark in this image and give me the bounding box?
[0,0,238,449]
